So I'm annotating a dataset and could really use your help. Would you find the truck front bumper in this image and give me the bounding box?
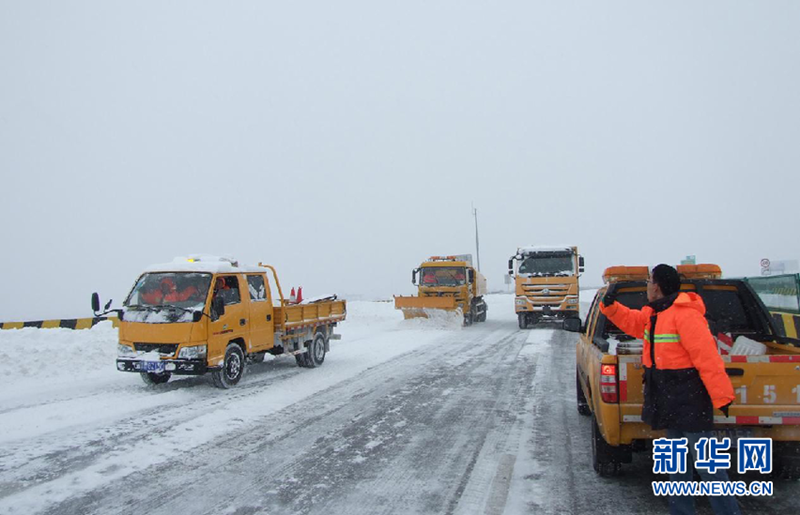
[116,358,208,375]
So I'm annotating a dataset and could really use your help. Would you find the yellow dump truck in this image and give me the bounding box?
[394,255,487,325]
[93,256,346,388]
[566,264,800,478]
[508,245,584,328]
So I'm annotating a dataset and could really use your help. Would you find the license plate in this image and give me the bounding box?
[143,361,165,373]
[714,427,753,443]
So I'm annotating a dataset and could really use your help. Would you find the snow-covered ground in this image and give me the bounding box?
[0,294,796,515]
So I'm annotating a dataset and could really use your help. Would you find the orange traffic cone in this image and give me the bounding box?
[296,287,303,304]
[289,287,296,304]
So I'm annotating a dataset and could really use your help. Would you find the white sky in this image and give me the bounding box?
[2,1,799,321]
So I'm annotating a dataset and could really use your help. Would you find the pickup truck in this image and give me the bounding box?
[566,264,800,478]
[93,256,346,388]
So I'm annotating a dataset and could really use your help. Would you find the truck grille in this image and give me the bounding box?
[523,283,572,304]
[134,343,179,356]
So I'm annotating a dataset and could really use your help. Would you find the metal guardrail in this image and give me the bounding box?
[0,316,119,330]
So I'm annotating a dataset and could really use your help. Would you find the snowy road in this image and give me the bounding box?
[1,294,798,514]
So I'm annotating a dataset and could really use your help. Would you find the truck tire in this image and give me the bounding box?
[591,415,621,477]
[140,372,170,385]
[295,353,310,368]
[212,343,245,389]
[474,299,487,322]
[518,314,528,330]
[577,370,591,416]
[306,332,327,368]
[773,443,800,480]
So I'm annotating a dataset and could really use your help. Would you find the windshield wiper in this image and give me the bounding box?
[126,304,163,312]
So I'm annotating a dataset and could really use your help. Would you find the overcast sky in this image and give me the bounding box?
[2,1,799,321]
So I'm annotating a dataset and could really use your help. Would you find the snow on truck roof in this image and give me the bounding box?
[143,255,265,274]
[516,245,575,254]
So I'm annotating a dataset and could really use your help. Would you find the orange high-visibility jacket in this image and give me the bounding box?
[601,292,735,430]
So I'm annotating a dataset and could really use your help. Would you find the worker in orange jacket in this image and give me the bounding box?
[601,264,739,515]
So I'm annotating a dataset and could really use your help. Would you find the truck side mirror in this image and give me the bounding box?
[468,269,475,283]
[412,268,419,285]
[563,318,582,332]
[104,299,113,311]
[212,296,225,319]
[91,292,100,313]
[192,310,203,323]
[579,256,585,267]
[508,259,513,274]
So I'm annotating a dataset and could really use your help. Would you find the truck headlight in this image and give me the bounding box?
[117,344,136,357]
[515,298,527,306]
[178,344,207,360]
[567,298,578,304]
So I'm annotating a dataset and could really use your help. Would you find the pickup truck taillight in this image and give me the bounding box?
[600,364,618,403]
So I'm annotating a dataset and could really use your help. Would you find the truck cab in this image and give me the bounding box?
[567,264,800,478]
[508,245,584,328]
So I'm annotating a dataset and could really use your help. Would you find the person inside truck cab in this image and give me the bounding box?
[600,264,739,515]
[213,276,240,305]
[422,270,437,284]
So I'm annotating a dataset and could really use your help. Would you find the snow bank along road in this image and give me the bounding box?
[0,295,797,515]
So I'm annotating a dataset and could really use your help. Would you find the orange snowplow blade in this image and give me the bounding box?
[394,295,459,319]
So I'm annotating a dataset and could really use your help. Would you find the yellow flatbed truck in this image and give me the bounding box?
[93,256,346,388]
[566,264,800,478]
[394,255,487,325]
[508,245,584,328]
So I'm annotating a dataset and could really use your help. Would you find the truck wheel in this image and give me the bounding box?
[295,353,310,368]
[140,372,171,385]
[591,415,621,477]
[577,370,591,416]
[306,332,327,368]
[212,343,245,389]
[518,314,528,330]
[464,312,474,326]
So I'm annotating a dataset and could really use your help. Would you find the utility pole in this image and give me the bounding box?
[472,203,481,272]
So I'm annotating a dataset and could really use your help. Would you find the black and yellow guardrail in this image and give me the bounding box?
[0,316,119,330]
[770,311,800,339]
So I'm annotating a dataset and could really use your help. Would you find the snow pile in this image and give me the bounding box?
[0,321,118,386]
[400,308,464,330]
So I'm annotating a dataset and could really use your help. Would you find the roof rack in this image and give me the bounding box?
[602,266,650,284]
[677,264,722,279]
[602,263,723,284]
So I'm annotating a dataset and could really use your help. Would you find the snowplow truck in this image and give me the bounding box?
[394,255,487,325]
[509,245,584,329]
[92,256,346,389]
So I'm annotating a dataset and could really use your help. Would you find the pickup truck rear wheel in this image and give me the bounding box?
[140,372,171,385]
[306,332,327,368]
[212,343,245,388]
[591,415,621,477]
[576,370,591,416]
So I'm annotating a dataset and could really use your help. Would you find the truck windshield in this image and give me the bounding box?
[125,272,212,311]
[420,267,467,286]
[518,254,574,276]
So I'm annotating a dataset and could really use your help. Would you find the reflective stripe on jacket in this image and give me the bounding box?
[600,292,735,431]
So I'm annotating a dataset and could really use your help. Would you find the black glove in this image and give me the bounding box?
[720,402,731,418]
[602,289,617,308]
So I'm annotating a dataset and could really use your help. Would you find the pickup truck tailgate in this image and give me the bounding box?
[617,354,800,425]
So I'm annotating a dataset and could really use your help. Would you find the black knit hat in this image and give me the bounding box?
[652,264,681,296]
